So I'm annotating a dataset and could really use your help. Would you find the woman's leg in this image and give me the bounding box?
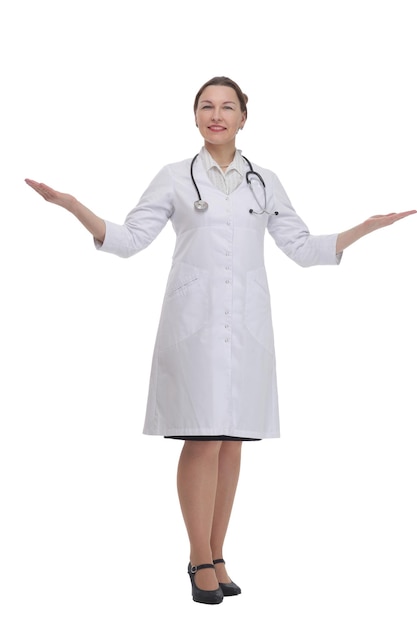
[210,441,242,583]
[177,440,222,590]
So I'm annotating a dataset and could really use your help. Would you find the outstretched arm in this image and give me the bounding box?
[25,179,106,243]
[336,211,417,254]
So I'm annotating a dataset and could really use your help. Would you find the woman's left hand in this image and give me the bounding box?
[336,210,416,253]
[363,210,417,234]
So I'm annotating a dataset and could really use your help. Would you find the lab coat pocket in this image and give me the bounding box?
[244,267,275,353]
[157,262,209,350]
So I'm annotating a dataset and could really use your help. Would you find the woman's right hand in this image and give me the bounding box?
[25,178,106,242]
[24,179,76,212]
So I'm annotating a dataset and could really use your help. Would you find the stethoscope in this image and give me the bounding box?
[190,154,279,216]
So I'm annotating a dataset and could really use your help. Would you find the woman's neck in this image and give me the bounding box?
[204,144,236,169]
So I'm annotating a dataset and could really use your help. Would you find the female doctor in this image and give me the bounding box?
[25,76,415,605]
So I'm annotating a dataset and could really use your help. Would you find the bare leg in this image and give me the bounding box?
[177,440,222,590]
[210,441,242,583]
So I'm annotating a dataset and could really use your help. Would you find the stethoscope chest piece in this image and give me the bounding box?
[194,200,209,211]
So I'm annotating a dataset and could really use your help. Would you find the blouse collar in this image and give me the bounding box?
[200,146,245,176]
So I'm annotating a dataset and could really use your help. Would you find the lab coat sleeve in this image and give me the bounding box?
[267,172,342,267]
[94,166,174,258]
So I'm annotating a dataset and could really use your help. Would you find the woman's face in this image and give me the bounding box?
[195,85,246,148]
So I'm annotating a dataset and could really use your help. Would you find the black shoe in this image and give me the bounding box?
[213,558,242,596]
[188,562,224,604]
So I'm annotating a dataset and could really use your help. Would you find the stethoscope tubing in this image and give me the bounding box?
[190,153,278,215]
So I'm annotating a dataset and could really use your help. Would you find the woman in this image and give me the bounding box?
[25,76,415,605]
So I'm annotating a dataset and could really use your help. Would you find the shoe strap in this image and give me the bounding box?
[190,563,215,574]
[213,558,225,565]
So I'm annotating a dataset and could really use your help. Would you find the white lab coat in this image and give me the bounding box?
[97,152,341,438]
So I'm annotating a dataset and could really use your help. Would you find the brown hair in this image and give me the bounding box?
[193,76,248,118]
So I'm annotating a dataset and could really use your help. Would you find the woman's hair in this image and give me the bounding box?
[193,76,248,118]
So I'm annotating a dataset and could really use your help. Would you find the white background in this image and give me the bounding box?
[1,0,416,624]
